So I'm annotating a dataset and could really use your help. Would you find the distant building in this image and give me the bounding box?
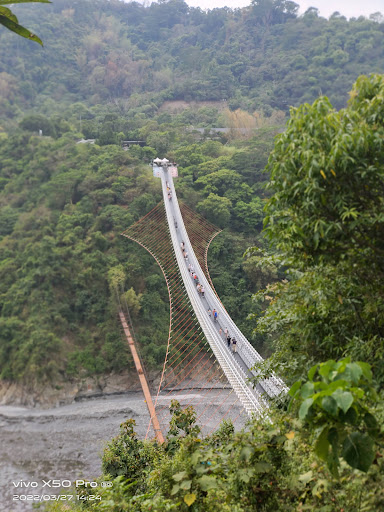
[121,140,146,149]
[77,138,95,144]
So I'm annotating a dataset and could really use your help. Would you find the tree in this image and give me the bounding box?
[254,75,384,385]
[0,0,50,46]
[196,193,231,228]
[264,74,384,273]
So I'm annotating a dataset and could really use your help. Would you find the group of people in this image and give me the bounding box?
[224,327,237,353]
[187,261,206,297]
[166,182,172,201]
[181,241,188,260]
[182,236,237,354]
[207,308,218,322]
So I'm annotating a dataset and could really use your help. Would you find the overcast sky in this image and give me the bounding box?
[180,1,384,19]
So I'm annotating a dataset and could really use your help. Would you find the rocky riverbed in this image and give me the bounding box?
[0,389,245,512]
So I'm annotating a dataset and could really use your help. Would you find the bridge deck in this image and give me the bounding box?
[158,166,287,418]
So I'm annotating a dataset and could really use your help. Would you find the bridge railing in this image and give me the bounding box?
[158,166,275,418]
[159,166,287,401]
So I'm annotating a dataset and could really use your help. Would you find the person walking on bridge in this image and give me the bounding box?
[227,335,231,348]
[232,337,237,353]
[213,309,218,322]
[200,285,205,298]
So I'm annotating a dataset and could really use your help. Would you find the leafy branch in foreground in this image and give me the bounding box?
[0,0,51,46]
[289,358,383,477]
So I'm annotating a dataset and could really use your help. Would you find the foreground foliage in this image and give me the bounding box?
[44,377,383,512]
[253,74,384,387]
[0,0,49,46]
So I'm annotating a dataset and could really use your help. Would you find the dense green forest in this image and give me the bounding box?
[0,126,277,382]
[1,0,384,130]
[1,0,384,385]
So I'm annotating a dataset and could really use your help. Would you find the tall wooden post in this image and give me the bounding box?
[119,311,165,444]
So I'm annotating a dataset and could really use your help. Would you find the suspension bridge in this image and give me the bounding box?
[120,161,287,443]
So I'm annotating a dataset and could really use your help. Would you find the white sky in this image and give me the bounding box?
[139,1,384,19]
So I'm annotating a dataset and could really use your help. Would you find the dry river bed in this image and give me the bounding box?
[0,390,245,512]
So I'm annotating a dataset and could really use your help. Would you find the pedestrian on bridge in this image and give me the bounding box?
[227,335,231,348]
[200,285,205,298]
[232,337,237,353]
[224,327,228,337]
[213,309,218,322]
[181,241,185,250]
[208,308,211,317]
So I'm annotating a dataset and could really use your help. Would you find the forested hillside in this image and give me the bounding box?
[1,0,384,130]
[0,123,277,385]
[1,0,384,393]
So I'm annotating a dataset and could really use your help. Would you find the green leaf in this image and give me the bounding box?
[342,432,375,472]
[344,406,358,425]
[327,428,340,478]
[300,381,315,399]
[0,1,51,5]
[0,6,17,22]
[307,364,318,381]
[357,362,373,382]
[314,426,330,461]
[191,450,201,465]
[180,480,192,491]
[197,475,218,491]
[171,484,180,496]
[321,396,338,416]
[172,471,189,482]
[288,380,301,397]
[364,412,379,437]
[253,462,272,473]
[240,445,254,461]
[0,14,43,45]
[238,468,253,483]
[344,363,363,384]
[299,398,313,420]
[298,470,313,484]
[318,360,336,380]
[332,389,353,413]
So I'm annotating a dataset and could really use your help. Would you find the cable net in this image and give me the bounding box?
[122,202,247,437]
